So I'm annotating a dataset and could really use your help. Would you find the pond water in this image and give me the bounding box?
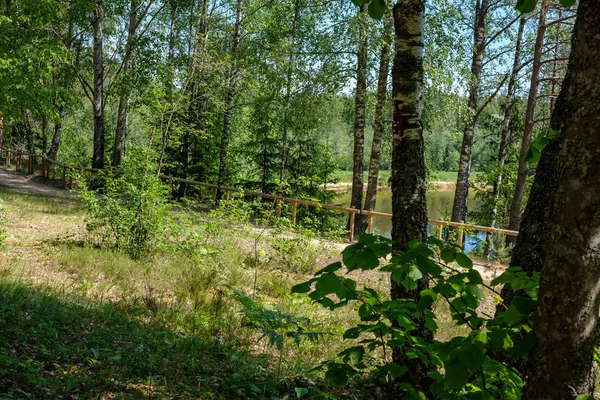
[336,188,485,253]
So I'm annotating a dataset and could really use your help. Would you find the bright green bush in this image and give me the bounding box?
[78,149,173,259]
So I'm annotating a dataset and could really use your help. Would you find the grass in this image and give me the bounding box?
[0,188,382,399]
[0,186,503,398]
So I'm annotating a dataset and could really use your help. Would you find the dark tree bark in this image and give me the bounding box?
[507,0,549,238]
[521,0,600,396]
[48,106,65,161]
[113,0,138,167]
[390,0,431,392]
[485,16,526,253]
[451,0,489,223]
[349,2,369,236]
[21,108,34,154]
[217,0,245,187]
[279,0,300,183]
[42,115,48,155]
[91,0,105,169]
[364,6,392,215]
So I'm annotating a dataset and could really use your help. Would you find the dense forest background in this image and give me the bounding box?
[0,0,572,234]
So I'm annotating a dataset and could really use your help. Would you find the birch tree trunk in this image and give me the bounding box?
[507,0,549,237]
[113,0,138,167]
[217,0,244,187]
[522,0,600,396]
[279,0,300,183]
[451,0,488,223]
[349,2,368,236]
[390,0,431,391]
[485,15,525,253]
[48,106,65,161]
[364,6,392,215]
[91,0,105,169]
[21,108,34,154]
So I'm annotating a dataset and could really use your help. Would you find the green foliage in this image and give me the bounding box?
[294,234,540,398]
[0,196,8,247]
[232,288,327,351]
[525,128,560,165]
[77,148,174,259]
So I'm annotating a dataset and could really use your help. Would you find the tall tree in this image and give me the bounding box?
[390,0,430,391]
[278,0,300,182]
[349,2,369,235]
[364,5,392,215]
[507,0,549,235]
[451,0,489,223]
[520,0,600,396]
[217,0,245,187]
[91,0,105,169]
[112,0,139,167]
[485,15,526,252]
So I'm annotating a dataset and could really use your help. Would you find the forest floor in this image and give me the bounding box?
[0,168,504,399]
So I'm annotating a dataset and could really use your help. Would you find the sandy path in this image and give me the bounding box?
[0,167,75,198]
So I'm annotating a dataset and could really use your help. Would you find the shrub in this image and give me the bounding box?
[77,148,172,259]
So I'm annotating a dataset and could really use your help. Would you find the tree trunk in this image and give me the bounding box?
[113,0,138,167]
[485,16,526,253]
[217,0,244,187]
[279,0,300,183]
[507,0,549,238]
[364,6,392,216]
[451,0,488,223]
[48,106,65,161]
[91,0,105,170]
[522,0,600,396]
[390,0,431,392]
[21,108,34,154]
[42,115,48,155]
[349,2,368,236]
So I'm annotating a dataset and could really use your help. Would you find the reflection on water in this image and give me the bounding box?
[337,188,483,252]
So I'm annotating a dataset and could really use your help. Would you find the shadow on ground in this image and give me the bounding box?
[0,279,299,399]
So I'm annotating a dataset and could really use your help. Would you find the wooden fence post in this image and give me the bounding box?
[367,213,373,234]
[62,166,67,187]
[28,155,33,174]
[437,225,443,240]
[6,151,10,167]
[276,198,282,217]
[225,190,230,201]
[292,201,298,224]
[212,187,217,209]
[457,230,464,247]
[349,211,356,242]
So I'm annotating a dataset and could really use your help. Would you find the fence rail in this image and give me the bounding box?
[0,146,518,244]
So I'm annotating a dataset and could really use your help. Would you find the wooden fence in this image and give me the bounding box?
[0,146,519,244]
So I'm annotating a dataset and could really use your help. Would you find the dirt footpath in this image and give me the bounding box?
[0,167,74,198]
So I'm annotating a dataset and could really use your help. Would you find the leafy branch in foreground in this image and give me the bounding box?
[292,234,540,399]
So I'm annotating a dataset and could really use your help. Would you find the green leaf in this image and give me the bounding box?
[440,247,456,263]
[525,145,541,164]
[291,281,312,294]
[351,0,367,6]
[386,363,408,379]
[575,395,594,400]
[343,327,361,339]
[407,265,423,281]
[468,269,483,285]
[444,362,470,390]
[355,247,380,270]
[316,262,342,276]
[418,289,437,309]
[295,387,309,398]
[559,0,576,6]
[339,346,364,365]
[455,252,473,269]
[512,296,536,315]
[515,0,538,13]
[316,274,340,295]
[509,330,536,358]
